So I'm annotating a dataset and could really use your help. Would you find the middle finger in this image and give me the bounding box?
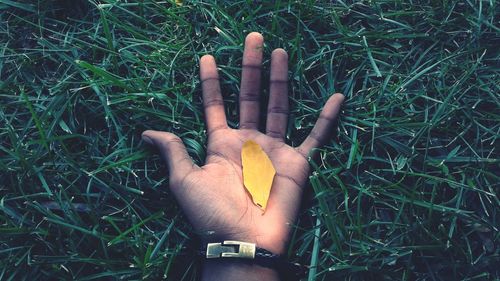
[239,32,264,129]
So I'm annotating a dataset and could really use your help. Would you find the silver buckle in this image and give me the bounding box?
[206,240,256,259]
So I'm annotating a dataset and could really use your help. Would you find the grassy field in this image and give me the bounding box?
[1,0,499,280]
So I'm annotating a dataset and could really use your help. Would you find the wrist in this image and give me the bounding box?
[198,240,305,281]
[202,259,280,281]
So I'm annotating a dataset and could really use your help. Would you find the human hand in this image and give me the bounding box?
[142,32,344,256]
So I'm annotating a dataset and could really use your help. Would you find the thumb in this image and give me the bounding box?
[142,130,198,186]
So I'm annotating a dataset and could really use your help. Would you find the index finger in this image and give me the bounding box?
[200,55,228,135]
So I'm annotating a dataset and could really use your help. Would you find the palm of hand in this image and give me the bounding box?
[177,129,309,254]
[143,32,344,255]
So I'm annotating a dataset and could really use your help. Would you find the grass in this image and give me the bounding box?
[0,0,498,280]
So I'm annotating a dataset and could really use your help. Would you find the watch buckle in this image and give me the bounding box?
[206,240,256,259]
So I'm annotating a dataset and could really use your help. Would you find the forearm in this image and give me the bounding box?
[202,259,280,281]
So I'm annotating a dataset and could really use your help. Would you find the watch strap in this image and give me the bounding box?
[199,240,307,279]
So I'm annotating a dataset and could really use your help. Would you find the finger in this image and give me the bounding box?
[239,32,264,129]
[142,130,198,185]
[200,55,228,135]
[298,93,345,156]
[266,48,289,140]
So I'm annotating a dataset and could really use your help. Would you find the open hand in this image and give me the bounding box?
[142,32,344,255]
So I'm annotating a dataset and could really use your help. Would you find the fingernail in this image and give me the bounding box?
[334,93,346,102]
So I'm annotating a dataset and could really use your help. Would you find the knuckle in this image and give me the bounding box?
[267,130,284,139]
[159,133,182,148]
[267,107,288,115]
[204,99,224,107]
[239,92,259,102]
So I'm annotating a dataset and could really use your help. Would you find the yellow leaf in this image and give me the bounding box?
[175,0,183,6]
[241,140,276,211]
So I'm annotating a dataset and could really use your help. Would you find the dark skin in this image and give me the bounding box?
[142,32,344,281]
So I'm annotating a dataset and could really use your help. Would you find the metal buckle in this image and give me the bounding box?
[206,240,256,259]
